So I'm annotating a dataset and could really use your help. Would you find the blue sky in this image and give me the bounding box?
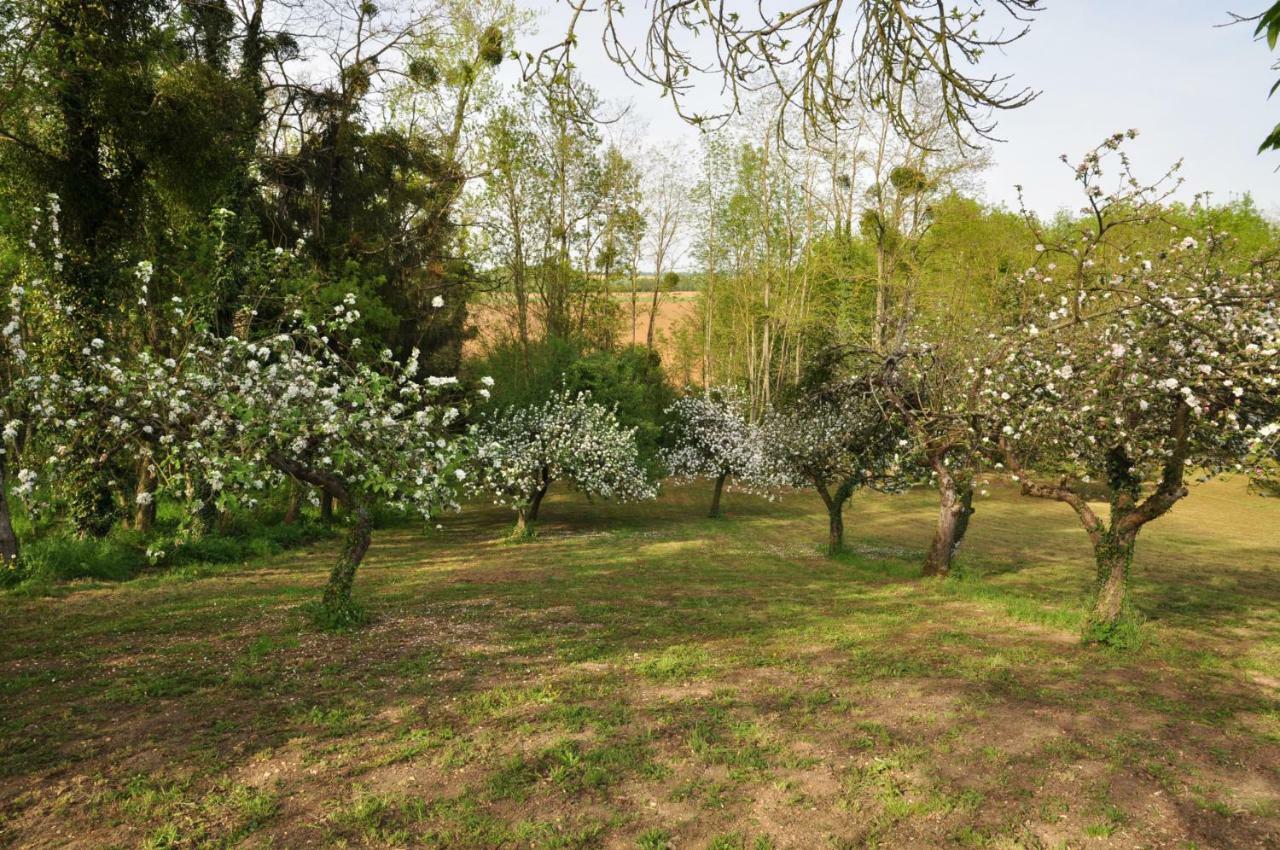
[531,0,1280,217]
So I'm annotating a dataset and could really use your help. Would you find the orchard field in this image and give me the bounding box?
[4,1,1280,849]
[2,480,1278,849]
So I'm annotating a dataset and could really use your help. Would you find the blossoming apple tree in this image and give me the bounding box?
[758,377,910,555]
[4,277,473,624]
[468,389,657,536]
[662,387,762,518]
[991,134,1280,643]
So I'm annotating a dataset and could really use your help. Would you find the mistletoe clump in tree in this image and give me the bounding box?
[662,387,762,518]
[992,134,1280,645]
[5,280,473,626]
[758,376,910,555]
[468,389,657,537]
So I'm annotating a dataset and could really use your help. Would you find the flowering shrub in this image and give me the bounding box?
[991,134,1280,643]
[662,387,762,517]
[757,377,910,554]
[3,276,473,624]
[468,389,657,535]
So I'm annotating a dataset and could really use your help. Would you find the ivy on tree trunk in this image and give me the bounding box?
[1088,530,1135,637]
[321,499,372,617]
[268,452,369,623]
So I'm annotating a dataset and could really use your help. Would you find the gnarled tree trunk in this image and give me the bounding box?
[320,491,334,523]
[923,470,974,577]
[827,503,844,555]
[708,472,727,518]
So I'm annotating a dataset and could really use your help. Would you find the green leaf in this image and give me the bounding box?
[1257,122,1280,154]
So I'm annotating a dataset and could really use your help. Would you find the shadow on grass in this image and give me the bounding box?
[0,479,1277,847]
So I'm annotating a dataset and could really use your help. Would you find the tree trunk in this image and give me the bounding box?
[180,473,220,540]
[266,451,368,623]
[320,491,334,523]
[814,480,846,556]
[646,257,663,350]
[708,472,727,518]
[923,473,975,577]
[0,463,18,567]
[131,455,155,532]
[827,501,845,556]
[283,479,301,525]
[954,484,974,551]
[133,491,155,534]
[515,481,548,536]
[630,265,638,346]
[1086,531,1135,639]
[320,497,372,617]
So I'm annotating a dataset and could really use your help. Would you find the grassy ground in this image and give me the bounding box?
[1,478,1278,849]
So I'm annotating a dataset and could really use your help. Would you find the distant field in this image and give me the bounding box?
[2,477,1278,848]
[467,292,700,361]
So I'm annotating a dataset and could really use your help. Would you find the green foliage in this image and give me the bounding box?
[914,193,1034,331]
[563,347,675,467]
[1255,1,1280,153]
[10,535,141,587]
[304,597,371,632]
[635,644,709,681]
[166,520,330,568]
[468,337,581,412]
[2,498,335,592]
[469,339,674,469]
[637,828,673,850]
[257,120,473,367]
[1081,604,1147,651]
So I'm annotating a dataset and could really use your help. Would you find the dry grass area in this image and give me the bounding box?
[1,478,1279,849]
[466,294,699,360]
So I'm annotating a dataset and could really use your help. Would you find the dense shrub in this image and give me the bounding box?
[10,535,141,586]
[1,499,336,592]
[468,339,675,471]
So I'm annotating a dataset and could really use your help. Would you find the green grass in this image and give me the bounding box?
[0,478,1278,847]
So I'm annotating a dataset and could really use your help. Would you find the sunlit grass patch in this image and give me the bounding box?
[634,643,711,681]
